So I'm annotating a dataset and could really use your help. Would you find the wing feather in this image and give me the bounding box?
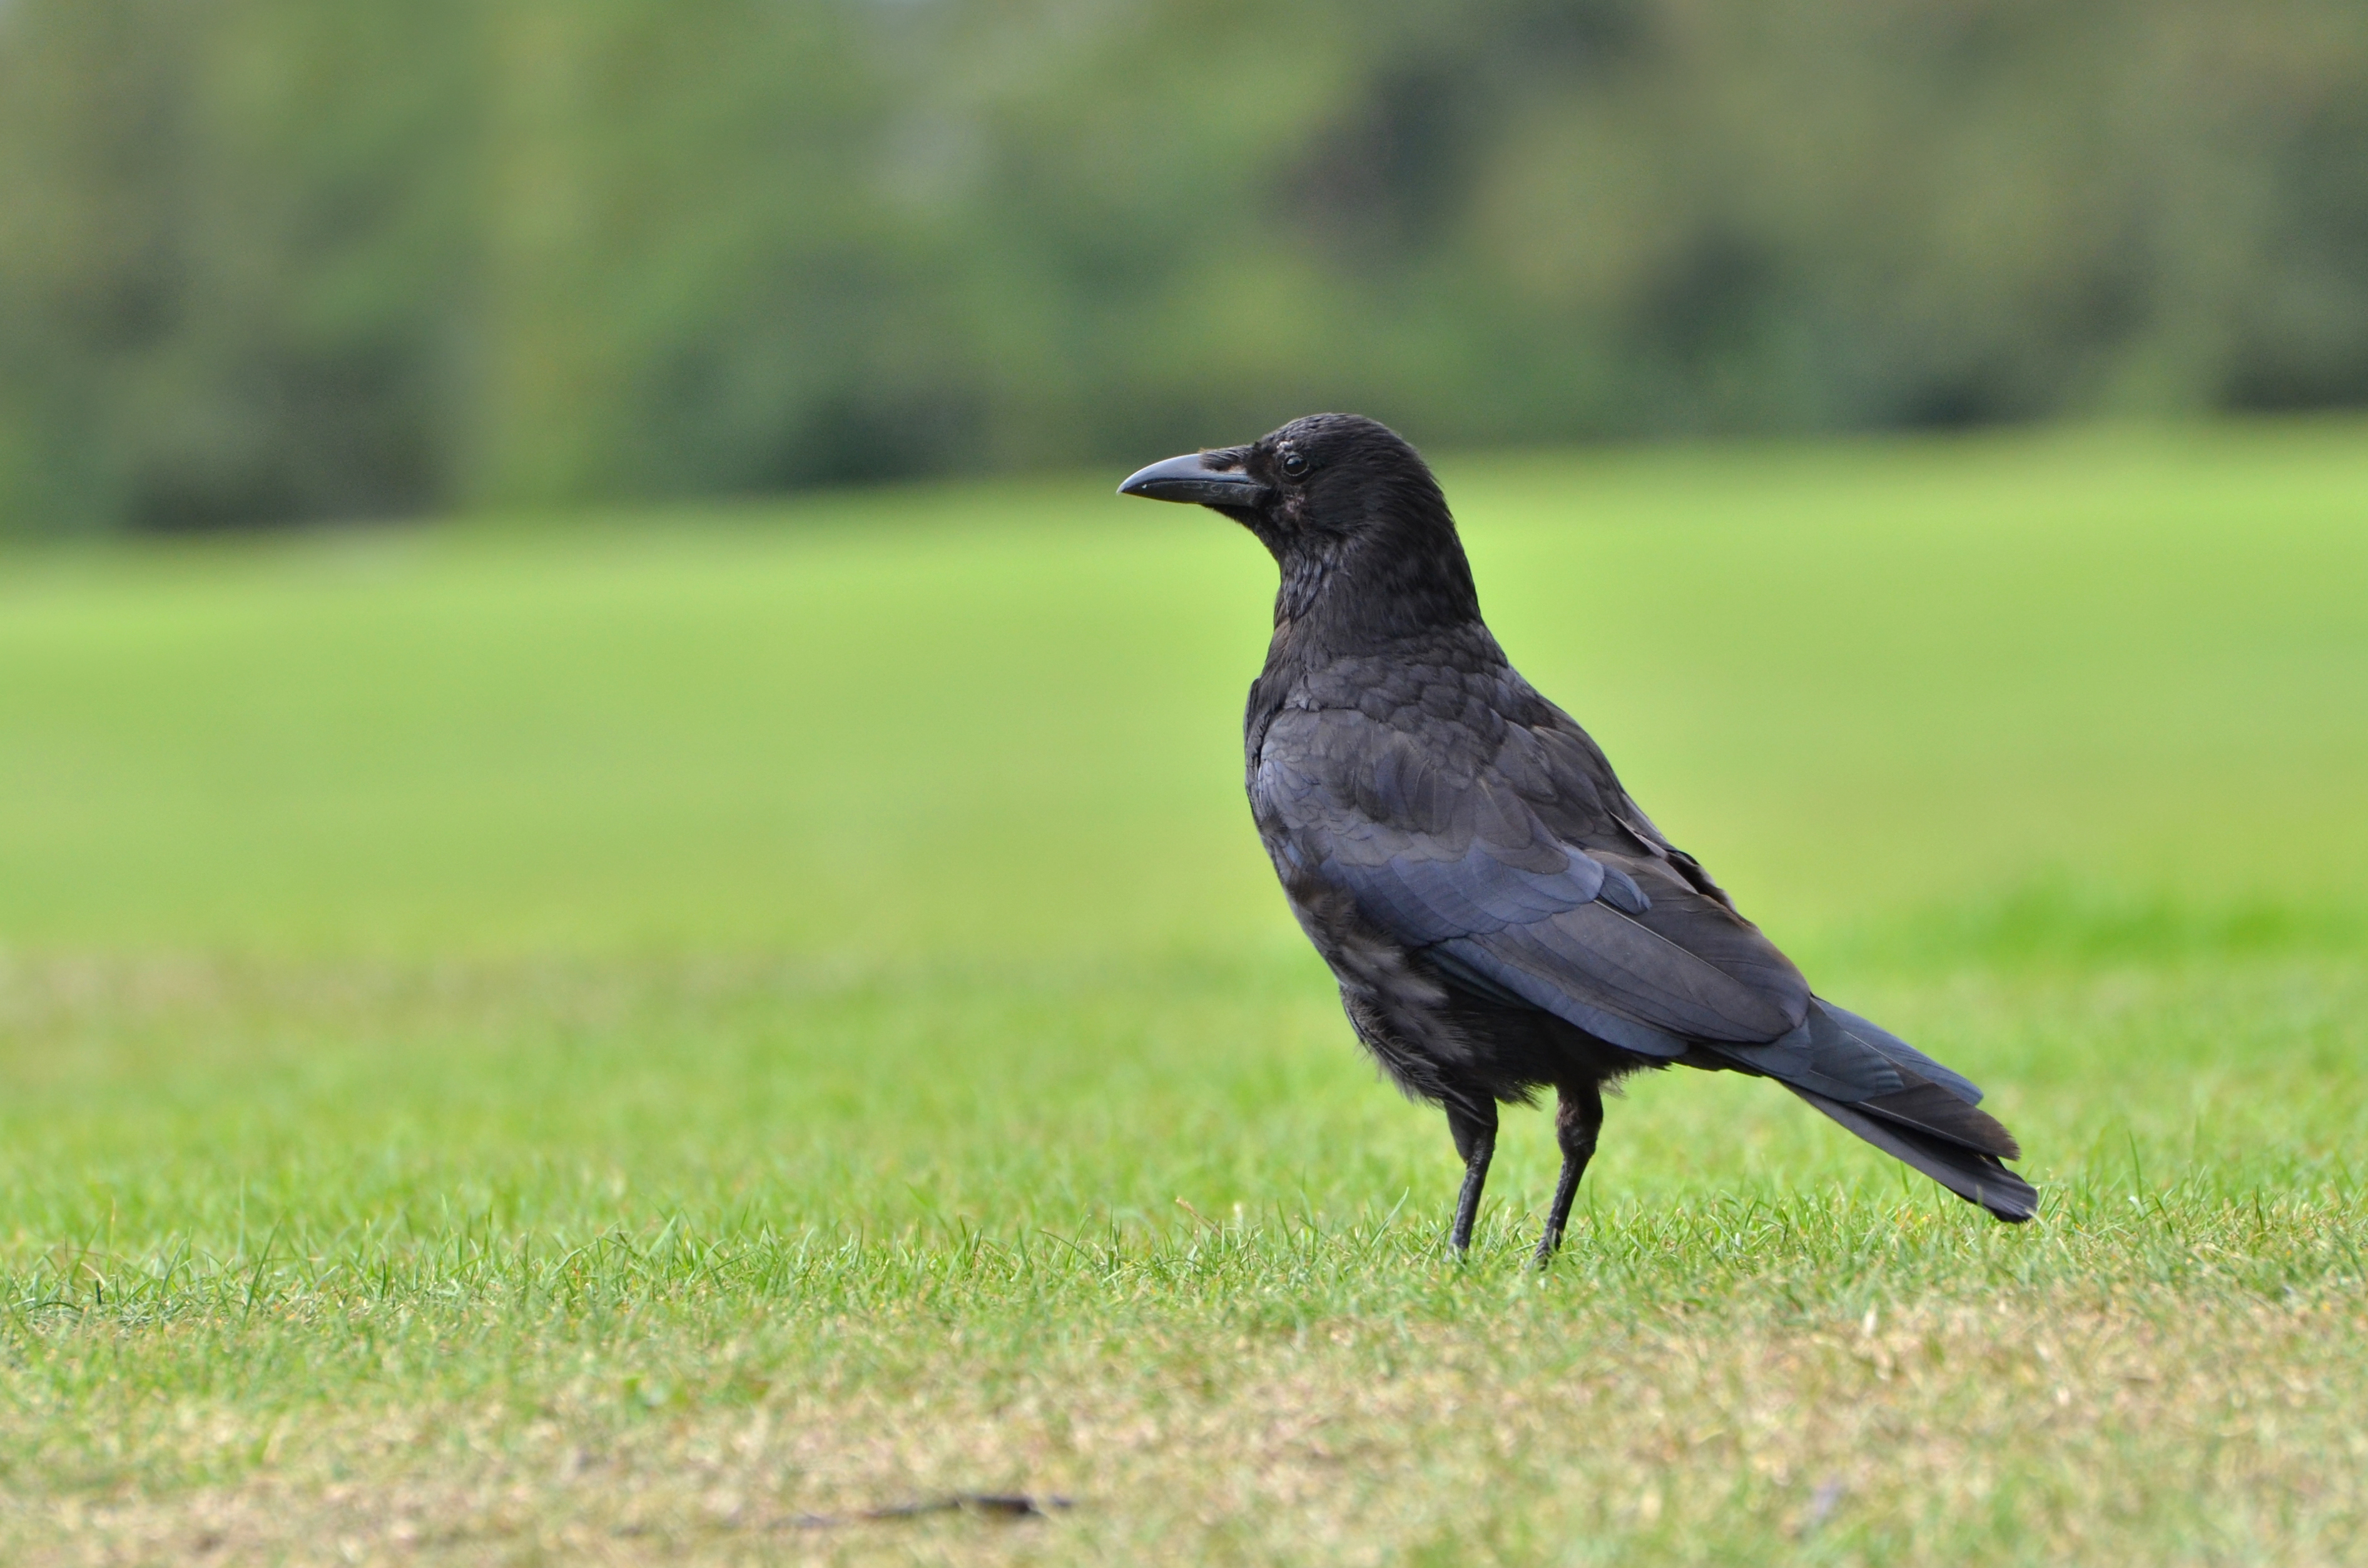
[1256,702,1809,1051]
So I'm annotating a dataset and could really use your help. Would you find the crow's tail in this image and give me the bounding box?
[1784,1085,2038,1222]
[1705,998,2038,1223]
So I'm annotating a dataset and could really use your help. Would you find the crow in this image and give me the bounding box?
[1119,413,2036,1260]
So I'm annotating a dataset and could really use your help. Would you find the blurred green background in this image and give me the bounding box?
[4,0,2367,535]
[6,423,2365,964]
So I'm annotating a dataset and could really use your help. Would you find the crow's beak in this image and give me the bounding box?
[1117,450,1271,508]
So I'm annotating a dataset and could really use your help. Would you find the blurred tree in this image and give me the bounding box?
[2,0,2365,532]
[0,0,473,530]
[472,0,919,505]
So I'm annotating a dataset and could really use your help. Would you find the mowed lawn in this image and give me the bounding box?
[1,422,2364,1564]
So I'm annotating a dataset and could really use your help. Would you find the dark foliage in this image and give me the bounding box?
[4,1,2367,531]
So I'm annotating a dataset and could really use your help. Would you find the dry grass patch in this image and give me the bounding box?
[8,1258,2364,1565]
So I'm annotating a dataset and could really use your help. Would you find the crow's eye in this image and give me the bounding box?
[1280,450,1309,478]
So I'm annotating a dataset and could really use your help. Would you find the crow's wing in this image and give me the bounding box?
[1256,701,1810,1057]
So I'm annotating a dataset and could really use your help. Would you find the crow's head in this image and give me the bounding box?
[1119,413,1478,630]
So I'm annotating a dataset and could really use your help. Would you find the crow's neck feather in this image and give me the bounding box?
[1267,503,1483,664]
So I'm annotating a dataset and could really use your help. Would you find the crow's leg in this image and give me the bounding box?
[1445,1098,1499,1254]
[1534,1080,1604,1265]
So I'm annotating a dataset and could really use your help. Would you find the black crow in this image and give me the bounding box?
[1120,413,2036,1260]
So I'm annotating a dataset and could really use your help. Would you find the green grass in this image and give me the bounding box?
[1,420,2364,1564]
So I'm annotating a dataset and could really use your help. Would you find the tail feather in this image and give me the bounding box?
[1815,1000,1985,1106]
[1854,1080,2021,1161]
[1705,997,2035,1223]
[1791,1087,2039,1222]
